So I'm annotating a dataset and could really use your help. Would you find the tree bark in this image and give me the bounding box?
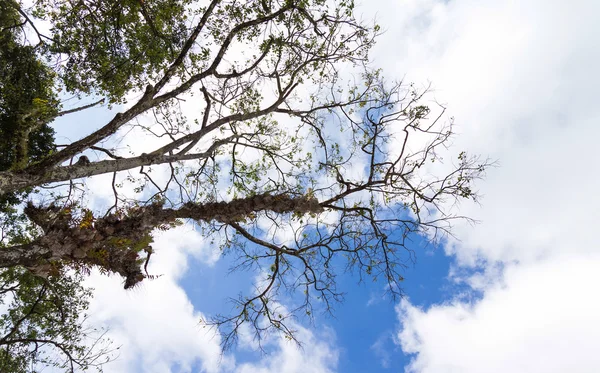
[0,136,236,194]
[0,193,323,288]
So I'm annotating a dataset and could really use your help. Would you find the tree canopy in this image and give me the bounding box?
[0,0,489,368]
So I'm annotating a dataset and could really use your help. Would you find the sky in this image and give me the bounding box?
[45,0,600,372]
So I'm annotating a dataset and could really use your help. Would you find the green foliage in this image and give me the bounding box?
[33,0,193,102]
[0,198,114,371]
[0,267,113,372]
[0,1,59,270]
[0,3,58,172]
[0,17,111,358]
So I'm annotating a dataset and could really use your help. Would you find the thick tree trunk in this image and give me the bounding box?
[0,193,322,288]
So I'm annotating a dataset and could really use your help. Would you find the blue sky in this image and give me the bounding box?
[177,232,454,372]
[42,0,600,372]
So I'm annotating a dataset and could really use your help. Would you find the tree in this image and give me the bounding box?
[0,0,489,350]
[0,268,115,373]
[0,3,115,371]
[0,0,58,213]
[0,191,116,373]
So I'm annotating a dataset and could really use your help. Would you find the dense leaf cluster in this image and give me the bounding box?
[0,1,57,172]
[34,0,193,102]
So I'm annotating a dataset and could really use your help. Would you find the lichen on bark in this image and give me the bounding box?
[2,193,322,288]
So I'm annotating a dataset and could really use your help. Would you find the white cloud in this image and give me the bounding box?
[397,253,600,373]
[83,224,229,373]
[149,224,221,277]
[363,0,600,265]
[371,334,392,369]
[236,326,338,373]
[85,273,229,373]
[356,0,600,371]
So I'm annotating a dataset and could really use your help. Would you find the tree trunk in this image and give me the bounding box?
[1,193,322,288]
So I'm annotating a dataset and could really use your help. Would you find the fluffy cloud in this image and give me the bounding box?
[363,0,600,265]
[85,274,228,373]
[83,226,229,373]
[357,0,600,371]
[397,253,600,373]
[236,326,338,373]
